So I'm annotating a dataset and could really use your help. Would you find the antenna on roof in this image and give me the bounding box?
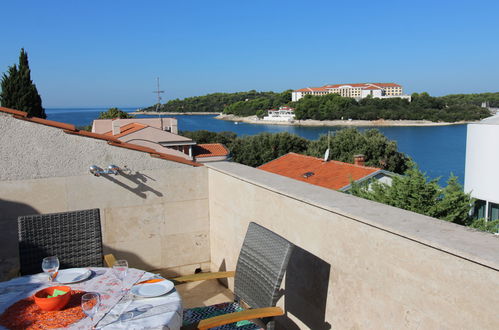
[153,77,165,113]
[153,77,165,128]
[324,131,332,162]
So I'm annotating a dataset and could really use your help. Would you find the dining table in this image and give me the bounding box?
[0,267,183,329]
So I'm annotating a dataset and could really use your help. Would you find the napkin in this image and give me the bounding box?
[135,279,165,285]
[47,289,67,298]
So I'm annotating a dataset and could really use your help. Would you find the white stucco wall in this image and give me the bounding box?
[0,113,189,181]
[464,123,499,203]
[291,91,302,102]
[361,89,383,98]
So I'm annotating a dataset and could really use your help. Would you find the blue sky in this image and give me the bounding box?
[1,0,498,107]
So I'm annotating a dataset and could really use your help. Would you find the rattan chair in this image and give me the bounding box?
[18,208,114,275]
[178,222,294,330]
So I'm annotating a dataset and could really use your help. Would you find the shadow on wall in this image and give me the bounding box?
[103,245,186,277]
[100,171,163,199]
[0,199,39,280]
[278,246,332,330]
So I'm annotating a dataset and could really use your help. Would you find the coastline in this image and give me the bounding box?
[216,114,470,127]
[130,111,470,126]
[130,111,219,115]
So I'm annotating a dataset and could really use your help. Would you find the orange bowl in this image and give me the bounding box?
[33,286,71,311]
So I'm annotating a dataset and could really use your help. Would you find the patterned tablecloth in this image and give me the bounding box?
[0,267,182,329]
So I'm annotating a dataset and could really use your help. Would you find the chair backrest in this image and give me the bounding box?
[234,222,294,309]
[18,208,104,275]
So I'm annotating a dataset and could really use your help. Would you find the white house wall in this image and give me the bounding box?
[464,123,499,204]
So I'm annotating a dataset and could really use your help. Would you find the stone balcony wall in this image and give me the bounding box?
[0,166,210,280]
[0,113,210,280]
[207,162,499,329]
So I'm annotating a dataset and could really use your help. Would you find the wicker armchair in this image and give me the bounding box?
[177,222,294,330]
[17,208,114,275]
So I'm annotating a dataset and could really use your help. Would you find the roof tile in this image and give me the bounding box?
[193,143,229,158]
[103,123,147,138]
[0,107,28,117]
[258,153,380,190]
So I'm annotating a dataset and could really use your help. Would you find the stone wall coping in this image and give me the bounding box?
[206,161,499,271]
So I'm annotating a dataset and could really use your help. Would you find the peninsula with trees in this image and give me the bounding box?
[138,88,494,126]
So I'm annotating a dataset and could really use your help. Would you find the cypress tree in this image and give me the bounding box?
[0,48,46,118]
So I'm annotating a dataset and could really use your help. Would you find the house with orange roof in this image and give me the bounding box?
[92,117,178,135]
[0,107,203,180]
[93,118,229,162]
[292,82,411,102]
[192,143,230,163]
[258,152,395,191]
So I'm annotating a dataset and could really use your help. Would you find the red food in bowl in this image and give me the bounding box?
[33,286,71,311]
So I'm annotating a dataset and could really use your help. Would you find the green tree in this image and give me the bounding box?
[230,132,310,167]
[0,48,46,118]
[432,175,473,225]
[306,128,410,174]
[290,91,489,122]
[223,90,292,117]
[98,107,134,119]
[180,130,237,145]
[256,109,265,119]
[76,125,92,132]
[350,164,473,225]
[141,90,292,114]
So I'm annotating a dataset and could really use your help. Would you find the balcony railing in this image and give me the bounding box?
[1,161,498,328]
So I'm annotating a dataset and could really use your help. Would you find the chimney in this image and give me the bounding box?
[354,154,365,166]
[169,118,178,135]
[112,119,121,135]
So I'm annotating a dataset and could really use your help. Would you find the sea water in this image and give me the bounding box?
[45,108,467,185]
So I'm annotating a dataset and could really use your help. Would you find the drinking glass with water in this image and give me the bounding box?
[113,260,128,292]
[81,292,101,322]
[41,256,59,282]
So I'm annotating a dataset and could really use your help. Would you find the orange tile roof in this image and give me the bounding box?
[324,83,367,88]
[294,87,328,92]
[0,107,202,167]
[193,143,229,158]
[103,123,147,138]
[370,83,401,87]
[258,153,380,190]
[319,83,401,89]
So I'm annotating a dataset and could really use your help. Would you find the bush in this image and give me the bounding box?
[469,218,499,234]
[98,107,133,119]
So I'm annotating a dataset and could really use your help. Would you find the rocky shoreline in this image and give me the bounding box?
[216,114,469,127]
[130,111,470,126]
[130,111,219,115]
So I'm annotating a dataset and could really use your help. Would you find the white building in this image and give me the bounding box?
[464,115,499,221]
[263,106,295,122]
[292,82,411,102]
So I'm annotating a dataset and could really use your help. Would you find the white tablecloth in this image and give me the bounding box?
[0,267,182,330]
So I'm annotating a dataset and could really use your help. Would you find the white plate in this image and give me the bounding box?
[131,280,174,298]
[55,268,92,284]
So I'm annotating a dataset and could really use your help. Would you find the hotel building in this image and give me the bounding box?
[292,82,409,102]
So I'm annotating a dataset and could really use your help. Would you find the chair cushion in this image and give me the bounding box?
[183,302,263,329]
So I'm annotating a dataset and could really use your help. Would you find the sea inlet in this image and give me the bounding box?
[46,108,467,186]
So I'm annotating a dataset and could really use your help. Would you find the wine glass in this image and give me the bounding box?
[81,292,100,322]
[113,260,128,292]
[41,256,59,282]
